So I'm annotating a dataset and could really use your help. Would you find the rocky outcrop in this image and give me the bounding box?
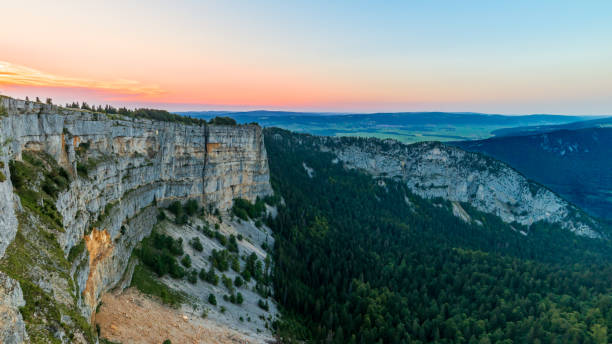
[0,272,27,344]
[271,130,602,238]
[0,129,19,259]
[0,96,272,321]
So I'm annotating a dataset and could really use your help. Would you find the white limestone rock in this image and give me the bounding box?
[0,272,28,344]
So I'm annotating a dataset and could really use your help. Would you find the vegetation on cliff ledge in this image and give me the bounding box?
[130,264,185,308]
[10,151,70,233]
[232,197,267,221]
[1,204,94,343]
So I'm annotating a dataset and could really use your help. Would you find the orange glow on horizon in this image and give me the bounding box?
[0,61,164,99]
[0,60,440,110]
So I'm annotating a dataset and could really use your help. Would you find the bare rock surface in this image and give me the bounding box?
[0,272,27,344]
[159,211,278,342]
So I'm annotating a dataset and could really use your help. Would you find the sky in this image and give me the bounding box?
[1,0,611,115]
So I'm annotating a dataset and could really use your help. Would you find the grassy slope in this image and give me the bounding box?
[1,152,95,343]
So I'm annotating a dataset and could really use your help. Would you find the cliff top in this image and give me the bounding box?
[0,95,250,128]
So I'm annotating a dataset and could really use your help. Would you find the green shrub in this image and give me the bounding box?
[208,116,237,125]
[209,249,231,271]
[241,268,251,282]
[234,276,244,288]
[258,299,269,311]
[167,201,183,216]
[163,339,172,344]
[184,199,199,216]
[222,274,234,291]
[187,270,197,284]
[232,197,266,220]
[243,252,264,283]
[9,160,30,189]
[214,231,227,246]
[76,162,89,178]
[228,234,239,253]
[202,226,214,238]
[199,267,219,285]
[136,232,185,278]
[236,292,244,304]
[231,255,240,272]
[9,154,67,232]
[208,293,217,305]
[233,207,249,221]
[0,171,5,183]
[189,237,203,251]
[42,178,59,197]
[68,240,85,262]
[130,264,184,307]
[181,254,192,268]
[76,141,90,157]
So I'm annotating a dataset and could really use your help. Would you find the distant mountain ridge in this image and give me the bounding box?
[180,110,597,143]
[492,116,612,137]
[181,109,592,123]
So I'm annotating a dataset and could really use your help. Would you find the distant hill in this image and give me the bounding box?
[179,110,593,143]
[492,116,612,137]
[454,127,612,220]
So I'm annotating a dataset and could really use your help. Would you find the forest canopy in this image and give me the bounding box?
[264,128,612,344]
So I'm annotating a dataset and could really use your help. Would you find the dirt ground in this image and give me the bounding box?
[96,288,263,344]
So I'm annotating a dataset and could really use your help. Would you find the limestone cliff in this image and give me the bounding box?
[0,272,27,344]
[0,96,272,340]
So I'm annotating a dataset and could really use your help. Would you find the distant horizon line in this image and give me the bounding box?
[1,93,609,118]
[175,109,609,118]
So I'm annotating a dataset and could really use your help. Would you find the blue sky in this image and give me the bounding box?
[1,0,611,114]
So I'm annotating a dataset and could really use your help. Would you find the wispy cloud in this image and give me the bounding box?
[0,61,164,97]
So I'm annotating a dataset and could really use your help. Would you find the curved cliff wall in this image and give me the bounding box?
[0,96,272,320]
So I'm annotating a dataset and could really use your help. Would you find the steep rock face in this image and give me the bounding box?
[0,119,20,259]
[0,96,272,320]
[274,131,601,238]
[204,126,272,209]
[0,272,27,344]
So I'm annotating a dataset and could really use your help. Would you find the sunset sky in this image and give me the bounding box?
[1,0,611,114]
